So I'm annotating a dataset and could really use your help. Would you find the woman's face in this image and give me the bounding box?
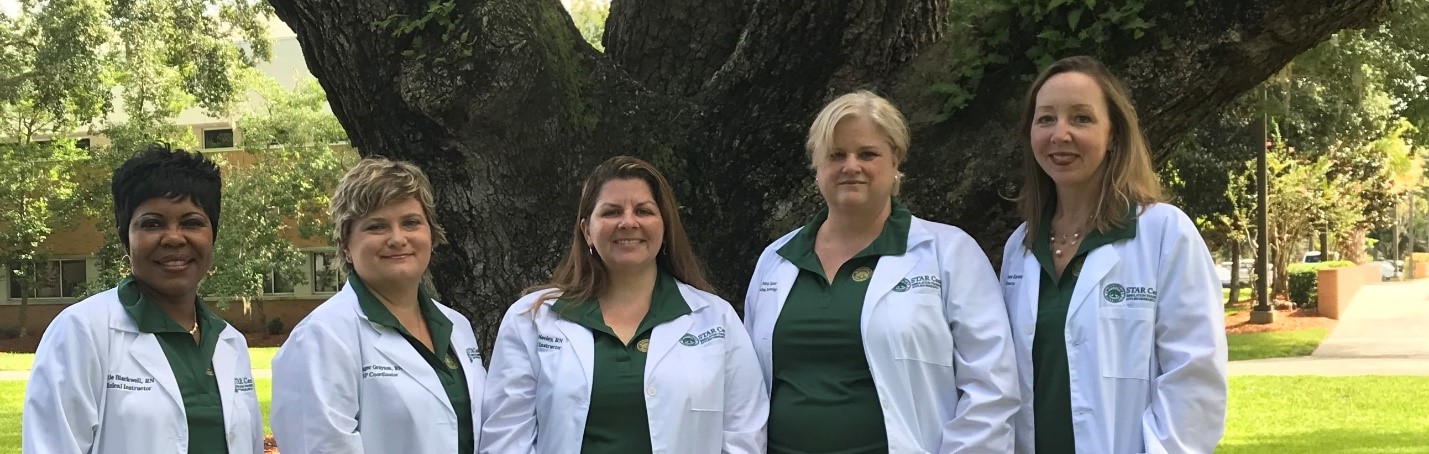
[582,178,665,275]
[815,116,898,212]
[127,196,214,302]
[343,197,434,291]
[1030,71,1113,191]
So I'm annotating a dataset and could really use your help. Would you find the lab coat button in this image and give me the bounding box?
[645,386,657,396]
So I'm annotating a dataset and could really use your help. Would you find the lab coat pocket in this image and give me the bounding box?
[688,344,726,412]
[1096,307,1154,380]
[891,292,954,367]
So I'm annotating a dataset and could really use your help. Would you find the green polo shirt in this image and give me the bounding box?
[767,200,911,454]
[551,269,691,454]
[350,276,474,454]
[1030,206,1138,453]
[117,276,228,454]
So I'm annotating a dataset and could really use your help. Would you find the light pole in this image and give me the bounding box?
[1250,102,1275,324]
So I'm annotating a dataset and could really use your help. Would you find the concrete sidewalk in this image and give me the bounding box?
[1230,279,1429,376]
[0,368,272,381]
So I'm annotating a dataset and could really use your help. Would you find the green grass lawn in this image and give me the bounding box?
[0,378,271,451]
[1222,288,1253,315]
[0,347,279,372]
[1227,328,1331,361]
[1219,376,1429,453]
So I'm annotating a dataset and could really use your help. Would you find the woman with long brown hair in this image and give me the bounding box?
[1000,55,1227,453]
[480,156,768,453]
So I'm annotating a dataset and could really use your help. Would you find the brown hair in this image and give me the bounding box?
[528,156,714,307]
[1016,55,1163,247]
[329,157,448,272]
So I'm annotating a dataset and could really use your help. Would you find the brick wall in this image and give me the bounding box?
[0,297,326,335]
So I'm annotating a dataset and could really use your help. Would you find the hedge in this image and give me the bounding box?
[1287,260,1354,308]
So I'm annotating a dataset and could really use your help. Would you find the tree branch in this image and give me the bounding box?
[603,0,752,97]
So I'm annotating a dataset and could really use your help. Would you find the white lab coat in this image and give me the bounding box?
[999,203,1228,454]
[22,288,263,454]
[744,216,1020,453]
[271,283,487,453]
[480,280,768,454]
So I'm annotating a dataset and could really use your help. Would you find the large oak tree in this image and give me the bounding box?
[268,0,1394,349]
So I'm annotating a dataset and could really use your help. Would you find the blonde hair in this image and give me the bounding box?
[806,91,910,193]
[1016,56,1163,247]
[329,157,448,272]
[527,156,714,309]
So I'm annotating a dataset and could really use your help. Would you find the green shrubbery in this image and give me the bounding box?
[1287,261,1354,308]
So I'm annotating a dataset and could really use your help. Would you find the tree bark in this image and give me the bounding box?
[269,0,1392,353]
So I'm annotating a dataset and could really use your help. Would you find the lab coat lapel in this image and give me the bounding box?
[371,326,452,413]
[130,335,183,413]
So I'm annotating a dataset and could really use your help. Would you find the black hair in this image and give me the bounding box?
[111,145,222,251]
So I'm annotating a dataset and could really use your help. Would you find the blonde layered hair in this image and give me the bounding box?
[529,156,714,308]
[329,157,448,273]
[1016,56,1163,247]
[806,90,910,194]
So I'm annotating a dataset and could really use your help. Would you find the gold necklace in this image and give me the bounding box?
[187,320,199,336]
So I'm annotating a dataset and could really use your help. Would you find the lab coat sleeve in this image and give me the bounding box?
[22,310,104,454]
[720,306,769,453]
[271,321,365,453]
[939,233,1021,454]
[1141,211,1228,453]
[479,303,540,454]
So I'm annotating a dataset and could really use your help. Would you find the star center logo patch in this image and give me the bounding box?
[1103,283,1126,303]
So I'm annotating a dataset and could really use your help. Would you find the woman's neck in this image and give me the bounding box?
[601,264,658,308]
[365,278,421,313]
[139,284,198,327]
[1053,182,1100,233]
[823,200,891,244]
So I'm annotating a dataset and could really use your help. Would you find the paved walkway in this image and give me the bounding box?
[1229,279,1429,376]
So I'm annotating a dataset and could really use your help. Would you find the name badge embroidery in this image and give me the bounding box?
[234,377,255,392]
[758,281,778,293]
[361,364,402,379]
[538,334,565,351]
[1103,283,1157,304]
[466,347,480,362]
[106,374,155,391]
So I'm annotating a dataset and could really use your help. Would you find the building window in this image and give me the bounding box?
[263,270,295,294]
[312,251,342,293]
[8,260,87,299]
[75,138,91,149]
[203,128,235,149]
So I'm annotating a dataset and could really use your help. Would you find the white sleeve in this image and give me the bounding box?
[1142,214,1228,453]
[940,236,1021,454]
[22,311,103,454]
[999,229,1035,454]
[270,321,365,453]
[720,306,769,453]
[478,305,539,454]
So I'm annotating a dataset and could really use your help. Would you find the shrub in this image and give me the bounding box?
[1287,260,1355,308]
[266,317,284,335]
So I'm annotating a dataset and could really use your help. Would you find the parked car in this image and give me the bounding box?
[1302,251,1322,263]
[1370,260,1404,280]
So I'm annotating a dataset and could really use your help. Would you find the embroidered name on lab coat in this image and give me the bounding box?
[538,335,565,350]
[893,275,941,292]
[758,281,778,293]
[235,377,255,392]
[679,327,725,346]
[361,364,402,378]
[106,374,155,391]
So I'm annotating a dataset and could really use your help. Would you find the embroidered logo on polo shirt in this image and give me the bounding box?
[852,267,873,282]
[680,327,725,346]
[1103,283,1126,303]
[893,275,941,292]
[636,339,650,352]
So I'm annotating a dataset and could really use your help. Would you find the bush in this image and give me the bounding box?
[1287,260,1355,308]
[266,317,284,335]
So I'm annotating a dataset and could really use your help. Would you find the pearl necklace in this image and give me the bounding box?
[1050,228,1083,258]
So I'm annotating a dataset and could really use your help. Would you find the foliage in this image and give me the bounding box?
[1286,260,1354,307]
[562,0,609,52]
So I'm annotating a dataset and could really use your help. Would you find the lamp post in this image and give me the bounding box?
[1250,119,1275,324]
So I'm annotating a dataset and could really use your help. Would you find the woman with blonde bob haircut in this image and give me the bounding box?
[272,157,487,453]
[744,90,1020,453]
[482,156,768,453]
[999,55,1227,453]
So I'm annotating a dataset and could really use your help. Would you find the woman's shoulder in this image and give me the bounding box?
[290,289,362,331]
[47,288,122,333]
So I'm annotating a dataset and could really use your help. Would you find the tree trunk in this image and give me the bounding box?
[269,0,1393,353]
[1228,241,1242,307]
